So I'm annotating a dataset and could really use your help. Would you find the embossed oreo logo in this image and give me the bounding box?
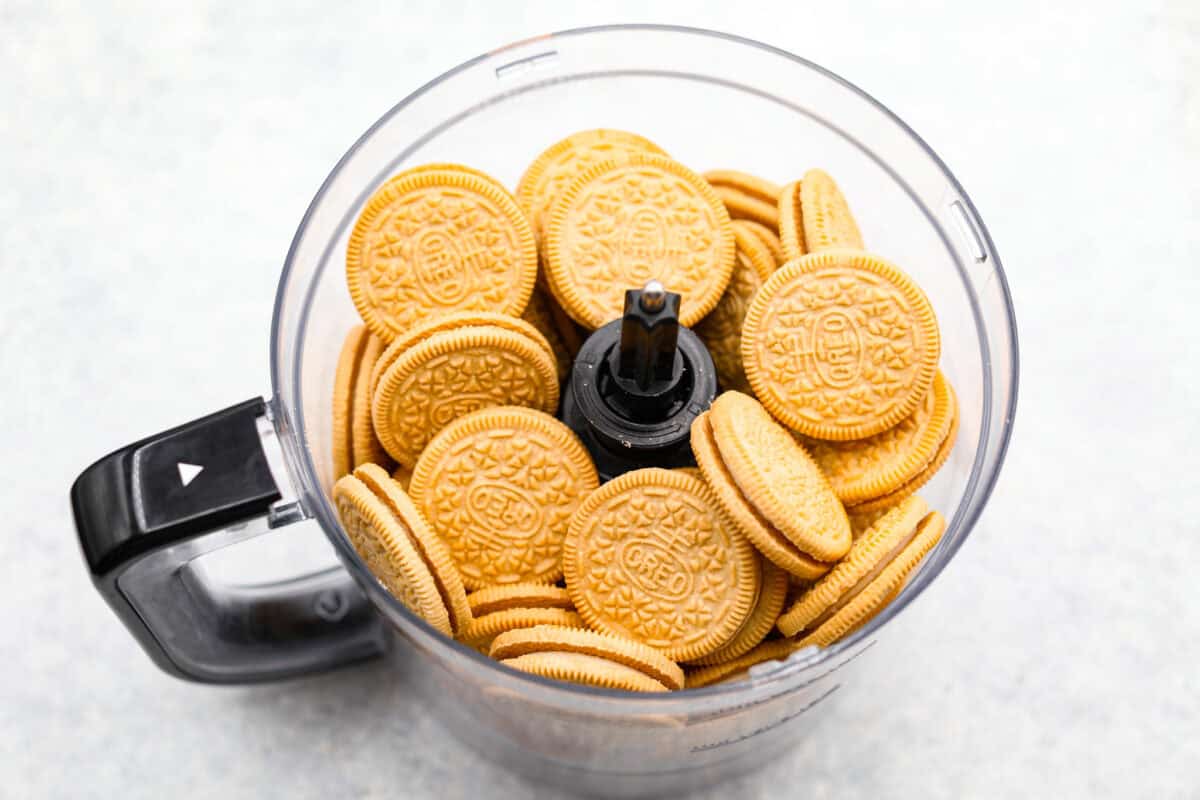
[414,229,473,305]
[619,208,681,280]
[617,537,692,601]
[429,394,491,426]
[467,483,542,540]
[810,310,862,388]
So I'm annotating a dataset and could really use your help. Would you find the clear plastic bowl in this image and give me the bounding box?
[269,24,1017,797]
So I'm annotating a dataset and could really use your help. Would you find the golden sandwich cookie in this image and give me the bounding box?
[521,286,576,381]
[500,651,670,693]
[847,395,959,514]
[799,168,864,252]
[458,607,586,654]
[352,463,471,634]
[544,152,735,329]
[466,583,575,618]
[703,170,782,205]
[346,164,537,341]
[372,325,559,468]
[369,311,552,399]
[709,391,852,564]
[798,371,957,507]
[544,286,586,358]
[332,325,367,479]
[408,406,598,589]
[332,325,393,481]
[333,470,456,636]
[777,180,808,262]
[703,169,783,230]
[690,410,833,581]
[489,625,685,690]
[733,218,785,266]
[777,495,946,645]
[687,558,788,666]
[742,249,941,441]
[563,468,760,662]
[694,221,777,393]
[351,335,392,470]
[516,129,666,245]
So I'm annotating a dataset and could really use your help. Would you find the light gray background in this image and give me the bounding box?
[2,1,1197,798]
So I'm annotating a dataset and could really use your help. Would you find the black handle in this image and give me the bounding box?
[71,398,389,683]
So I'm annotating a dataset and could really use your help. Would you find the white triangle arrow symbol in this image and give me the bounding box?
[177,462,204,487]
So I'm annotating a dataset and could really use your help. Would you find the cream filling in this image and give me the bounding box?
[805,522,919,630]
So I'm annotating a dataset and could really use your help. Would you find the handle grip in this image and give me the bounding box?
[71,398,389,683]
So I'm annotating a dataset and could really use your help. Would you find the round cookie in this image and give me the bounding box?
[332,473,451,635]
[709,184,780,230]
[694,222,777,393]
[686,558,788,666]
[563,468,760,661]
[544,152,735,329]
[840,580,907,639]
[778,180,807,262]
[798,371,955,506]
[544,286,586,357]
[500,651,669,693]
[458,607,585,652]
[521,286,575,381]
[346,164,537,341]
[777,494,926,638]
[790,509,946,648]
[370,311,552,398]
[467,584,574,617]
[409,406,597,588]
[690,411,832,581]
[332,325,370,480]
[398,162,512,189]
[734,218,785,266]
[353,464,471,635]
[742,250,941,440]
[350,333,391,470]
[800,168,864,252]
[489,625,685,690]
[372,326,559,468]
[709,392,851,563]
[516,129,666,244]
[777,494,929,636]
[730,221,777,280]
[702,170,782,208]
[684,639,795,689]
[847,391,959,514]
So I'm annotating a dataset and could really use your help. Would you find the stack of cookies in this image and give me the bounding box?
[329,129,958,691]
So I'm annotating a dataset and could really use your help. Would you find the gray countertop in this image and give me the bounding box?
[3,1,1197,797]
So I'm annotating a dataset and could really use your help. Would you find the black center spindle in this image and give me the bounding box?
[558,280,717,481]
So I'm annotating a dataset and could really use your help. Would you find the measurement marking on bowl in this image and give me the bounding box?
[495,50,559,79]
[689,685,840,752]
[948,199,988,263]
[684,640,876,724]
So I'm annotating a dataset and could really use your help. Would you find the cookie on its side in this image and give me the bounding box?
[777,496,946,647]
